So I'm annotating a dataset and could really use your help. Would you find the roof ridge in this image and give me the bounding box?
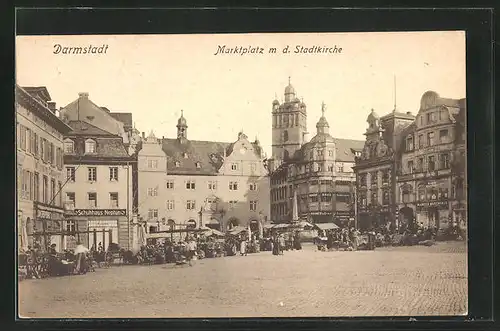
[68,120,118,136]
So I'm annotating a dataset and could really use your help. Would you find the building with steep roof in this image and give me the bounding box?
[269,83,365,225]
[16,85,72,252]
[136,113,270,237]
[59,94,137,250]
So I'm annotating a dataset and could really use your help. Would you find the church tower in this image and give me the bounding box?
[176,110,188,142]
[271,77,308,164]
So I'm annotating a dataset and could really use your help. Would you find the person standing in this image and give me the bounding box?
[240,238,247,256]
[186,236,197,266]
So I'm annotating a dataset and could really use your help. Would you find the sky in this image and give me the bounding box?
[16,31,465,157]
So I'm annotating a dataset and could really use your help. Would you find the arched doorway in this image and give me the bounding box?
[227,217,240,230]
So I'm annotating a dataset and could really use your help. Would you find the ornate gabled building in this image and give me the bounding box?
[269,80,365,226]
[135,111,270,237]
[396,91,466,232]
[353,108,415,230]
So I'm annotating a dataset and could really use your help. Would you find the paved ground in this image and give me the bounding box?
[18,241,467,318]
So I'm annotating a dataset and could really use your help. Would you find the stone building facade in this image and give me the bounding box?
[59,93,136,250]
[16,85,72,252]
[396,91,466,231]
[269,81,365,225]
[136,111,270,236]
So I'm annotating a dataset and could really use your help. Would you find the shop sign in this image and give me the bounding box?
[333,211,353,216]
[36,209,63,220]
[416,201,448,208]
[88,220,118,228]
[310,211,332,216]
[71,209,127,217]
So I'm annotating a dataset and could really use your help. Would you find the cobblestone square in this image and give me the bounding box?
[18,241,467,318]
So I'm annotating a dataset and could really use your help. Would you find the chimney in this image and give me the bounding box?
[47,101,56,112]
[78,92,89,99]
[142,132,145,139]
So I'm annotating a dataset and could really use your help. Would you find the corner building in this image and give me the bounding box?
[16,86,72,251]
[136,112,270,235]
[269,81,364,225]
[396,91,466,231]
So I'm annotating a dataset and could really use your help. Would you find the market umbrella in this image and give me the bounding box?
[74,244,89,254]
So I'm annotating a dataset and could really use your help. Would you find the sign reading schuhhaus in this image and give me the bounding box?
[69,209,127,217]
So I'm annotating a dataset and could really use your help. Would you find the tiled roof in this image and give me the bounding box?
[333,137,365,162]
[162,138,231,175]
[110,112,133,128]
[22,86,52,102]
[67,120,116,136]
[64,136,130,159]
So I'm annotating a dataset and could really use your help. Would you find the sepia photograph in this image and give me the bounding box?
[15,31,467,318]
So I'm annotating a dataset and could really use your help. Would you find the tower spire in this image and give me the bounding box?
[288,76,291,85]
[321,101,326,116]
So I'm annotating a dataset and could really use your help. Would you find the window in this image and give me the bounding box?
[417,157,424,171]
[195,162,201,169]
[371,172,378,185]
[148,209,158,219]
[438,188,449,200]
[418,134,424,149]
[427,132,435,146]
[50,179,56,205]
[250,200,257,211]
[34,173,39,202]
[317,150,324,156]
[66,192,75,208]
[40,138,46,161]
[418,186,426,201]
[321,194,333,202]
[229,200,238,209]
[407,160,414,174]
[110,193,119,208]
[49,142,55,164]
[439,129,449,144]
[208,181,217,190]
[382,191,390,205]
[64,140,74,153]
[183,153,188,159]
[85,140,96,154]
[283,130,289,142]
[66,220,76,233]
[229,181,238,190]
[26,128,32,153]
[166,200,175,210]
[33,133,39,157]
[382,170,389,184]
[328,164,334,172]
[66,167,76,182]
[359,194,367,208]
[250,163,257,172]
[19,125,26,150]
[109,167,118,181]
[371,191,378,205]
[186,200,196,210]
[166,181,174,189]
[328,150,334,157]
[58,182,62,206]
[402,186,411,203]
[231,163,238,170]
[249,183,257,191]
[359,173,367,186]
[88,167,97,181]
[337,163,345,172]
[147,187,158,196]
[88,192,97,208]
[406,136,414,151]
[186,181,196,190]
[310,195,319,203]
[148,159,158,168]
[175,161,180,167]
[440,153,450,169]
[428,156,436,171]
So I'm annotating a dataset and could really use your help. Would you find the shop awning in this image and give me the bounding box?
[290,221,314,229]
[263,224,275,229]
[227,226,248,235]
[314,223,339,231]
[273,223,290,229]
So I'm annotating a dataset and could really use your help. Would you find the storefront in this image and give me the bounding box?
[33,202,65,251]
[65,209,128,249]
[333,210,355,228]
[415,200,449,229]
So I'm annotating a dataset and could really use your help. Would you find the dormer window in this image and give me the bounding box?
[85,139,96,154]
[175,161,180,167]
[64,139,74,154]
[195,162,201,169]
[183,153,188,159]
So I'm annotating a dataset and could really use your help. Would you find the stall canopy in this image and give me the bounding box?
[263,224,275,229]
[273,223,290,229]
[201,227,225,237]
[227,225,248,235]
[314,223,339,231]
[290,221,314,229]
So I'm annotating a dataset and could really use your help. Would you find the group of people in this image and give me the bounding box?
[138,236,198,266]
[269,231,302,255]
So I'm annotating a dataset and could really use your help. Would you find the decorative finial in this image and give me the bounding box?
[321,101,326,116]
[288,76,291,85]
[181,109,184,117]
